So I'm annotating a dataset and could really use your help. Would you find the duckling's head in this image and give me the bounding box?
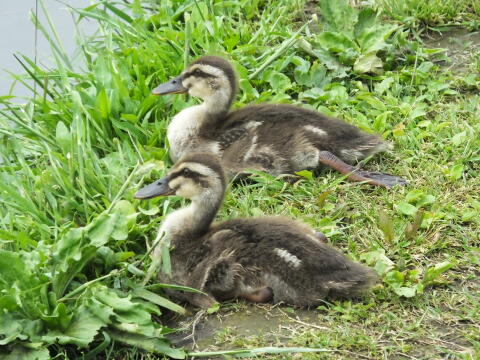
[135,153,226,201]
[153,56,237,108]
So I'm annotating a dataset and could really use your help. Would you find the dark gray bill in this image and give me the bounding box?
[134,176,174,199]
[152,75,187,95]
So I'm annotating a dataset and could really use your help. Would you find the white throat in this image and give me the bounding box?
[167,104,208,162]
[158,190,221,243]
[167,94,229,162]
[159,202,198,239]
[203,89,232,115]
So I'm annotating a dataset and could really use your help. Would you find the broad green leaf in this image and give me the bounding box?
[405,189,425,203]
[93,55,112,88]
[373,111,391,132]
[42,304,106,348]
[88,213,120,246]
[86,297,115,324]
[53,212,124,297]
[55,121,71,153]
[416,195,436,207]
[357,24,397,54]
[416,61,435,74]
[317,32,358,54]
[94,286,160,330]
[292,57,311,85]
[295,170,313,180]
[375,77,394,95]
[385,270,404,284]
[462,209,478,222]
[120,113,138,123]
[3,346,50,360]
[0,250,30,289]
[109,329,186,359]
[111,200,137,241]
[357,93,387,111]
[448,164,464,180]
[268,72,291,92]
[409,107,427,120]
[406,190,435,207]
[361,249,394,275]
[396,202,418,216]
[309,63,330,87]
[0,295,17,312]
[354,53,383,74]
[318,0,356,35]
[297,39,349,77]
[40,303,72,331]
[324,83,349,104]
[207,302,220,314]
[393,286,417,298]
[451,131,467,146]
[0,313,28,345]
[95,88,111,119]
[354,8,377,39]
[53,228,84,270]
[239,78,259,99]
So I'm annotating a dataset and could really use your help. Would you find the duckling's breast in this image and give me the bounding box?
[167,105,221,161]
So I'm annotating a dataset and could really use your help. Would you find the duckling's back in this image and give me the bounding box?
[206,216,378,306]
[216,104,390,176]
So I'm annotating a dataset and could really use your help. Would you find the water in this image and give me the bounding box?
[0,0,95,100]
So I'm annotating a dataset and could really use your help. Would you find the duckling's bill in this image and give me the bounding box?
[152,75,187,95]
[135,176,175,199]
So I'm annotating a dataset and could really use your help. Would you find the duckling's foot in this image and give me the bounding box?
[318,151,407,188]
[190,293,218,309]
[349,169,408,187]
[242,287,273,303]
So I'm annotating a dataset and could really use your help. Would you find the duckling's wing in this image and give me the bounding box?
[211,218,378,304]
[217,127,248,150]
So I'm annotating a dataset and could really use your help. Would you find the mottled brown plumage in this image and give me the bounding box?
[153,56,407,187]
[135,153,378,308]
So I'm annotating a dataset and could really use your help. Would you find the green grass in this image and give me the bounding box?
[375,0,480,28]
[0,0,479,359]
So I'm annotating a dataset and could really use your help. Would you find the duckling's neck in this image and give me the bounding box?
[167,92,233,162]
[160,191,224,246]
[202,91,233,120]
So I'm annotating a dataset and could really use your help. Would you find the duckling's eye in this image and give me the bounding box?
[182,168,192,176]
[193,69,202,76]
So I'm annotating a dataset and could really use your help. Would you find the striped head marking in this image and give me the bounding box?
[181,56,237,102]
[167,153,226,200]
[152,56,238,109]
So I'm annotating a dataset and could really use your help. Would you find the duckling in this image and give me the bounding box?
[153,55,407,187]
[135,152,378,308]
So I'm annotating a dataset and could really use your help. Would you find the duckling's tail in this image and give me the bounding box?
[325,262,379,298]
[338,135,393,164]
